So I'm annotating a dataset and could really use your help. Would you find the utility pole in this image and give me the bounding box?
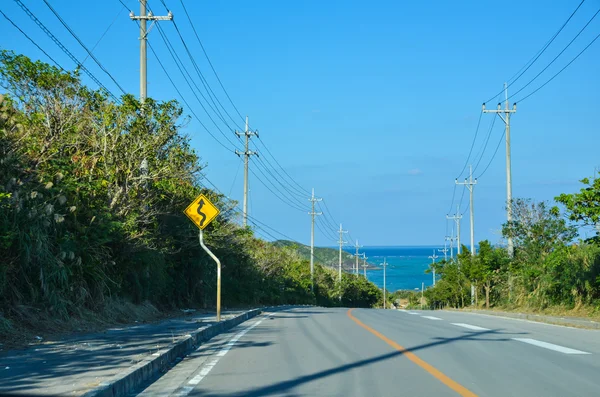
[445,235,455,260]
[428,250,439,286]
[592,167,600,236]
[483,83,517,257]
[438,246,448,262]
[362,254,368,278]
[457,166,477,305]
[130,1,173,102]
[337,224,348,298]
[382,258,387,309]
[446,206,462,255]
[456,165,478,256]
[421,282,424,310]
[308,188,322,291]
[353,240,362,275]
[235,116,258,227]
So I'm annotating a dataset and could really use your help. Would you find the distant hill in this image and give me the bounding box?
[272,240,376,272]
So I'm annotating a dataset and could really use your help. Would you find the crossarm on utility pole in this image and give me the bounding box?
[199,230,221,322]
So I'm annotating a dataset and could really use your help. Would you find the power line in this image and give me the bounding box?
[146,39,235,152]
[253,154,308,207]
[472,112,498,174]
[176,0,246,128]
[317,202,340,232]
[0,9,65,71]
[160,0,310,203]
[151,21,243,150]
[315,217,338,241]
[455,111,483,179]
[475,129,506,179]
[253,139,309,197]
[14,0,119,102]
[248,166,307,212]
[321,198,342,226]
[515,29,600,103]
[81,3,125,66]
[228,157,243,197]
[255,137,310,196]
[252,156,309,209]
[483,0,587,103]
[158,5,233,130]
[169,0,311,206]
[508,7,600,103]
[446,184,457,215]
[42,0,127,95]
[457,184,467,215]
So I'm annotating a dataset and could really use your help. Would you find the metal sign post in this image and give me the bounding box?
[199,229,221,322]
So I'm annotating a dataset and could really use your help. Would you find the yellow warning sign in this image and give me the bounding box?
[184,194,220,230]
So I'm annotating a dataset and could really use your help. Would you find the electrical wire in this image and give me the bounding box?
[164,13,233,129]
[507,7,600,103]
[228,158,242,197]
[151,22,243,150]
[318,202,341,232]
[515,29,600,103]
[315,217,338,241]
[483,0,586,103]
[253,155,308,208]
[0,9,65,71]
[160,0,311,202]
[152,1,313,210]
[472,113,498,174]
[14,0,120,102]
[248,167,307,212]
[176,0,246,128]
[255,137,310,196]
[457,184,467,215]
[446,184,457,216]
[253,139,309,197]
[321,198,342,226]
[146,40,235,151]
[455,111,483,179]
[476,129,507,179]
[43,0,127,95]
[81,3,125,66]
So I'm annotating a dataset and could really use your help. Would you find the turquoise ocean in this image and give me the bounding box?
[343,246,445,292]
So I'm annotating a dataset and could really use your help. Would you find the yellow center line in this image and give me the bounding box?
[347,308,478,397]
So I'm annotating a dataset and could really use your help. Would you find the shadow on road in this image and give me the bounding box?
[188,323,525,397]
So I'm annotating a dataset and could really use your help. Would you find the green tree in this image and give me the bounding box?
[556,172,600,243]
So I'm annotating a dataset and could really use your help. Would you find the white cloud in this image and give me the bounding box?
[407,168,423,176]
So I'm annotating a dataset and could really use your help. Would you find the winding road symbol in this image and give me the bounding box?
[197,198,207,227]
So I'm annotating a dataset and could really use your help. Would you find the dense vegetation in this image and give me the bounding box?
[0,51,382,328]
[424,179,600,313]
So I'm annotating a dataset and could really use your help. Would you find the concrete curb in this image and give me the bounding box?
[447,309,600,329]
[82,308,262,397]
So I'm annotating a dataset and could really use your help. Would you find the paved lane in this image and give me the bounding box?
[135,307,600,397]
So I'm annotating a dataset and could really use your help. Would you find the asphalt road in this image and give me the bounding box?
[134,307,600,397]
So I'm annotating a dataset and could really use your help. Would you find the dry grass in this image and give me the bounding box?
[489,304,600,321]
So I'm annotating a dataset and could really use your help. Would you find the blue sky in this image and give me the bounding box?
[1,0,599,247]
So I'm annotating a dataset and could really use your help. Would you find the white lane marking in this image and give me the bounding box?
[421,316,443,321]
[173,315,267,396]
[512,338,591,355]
[452,323,490,331]
[407,312,420,315]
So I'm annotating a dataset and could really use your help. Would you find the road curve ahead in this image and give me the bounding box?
[136,307,600,397]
